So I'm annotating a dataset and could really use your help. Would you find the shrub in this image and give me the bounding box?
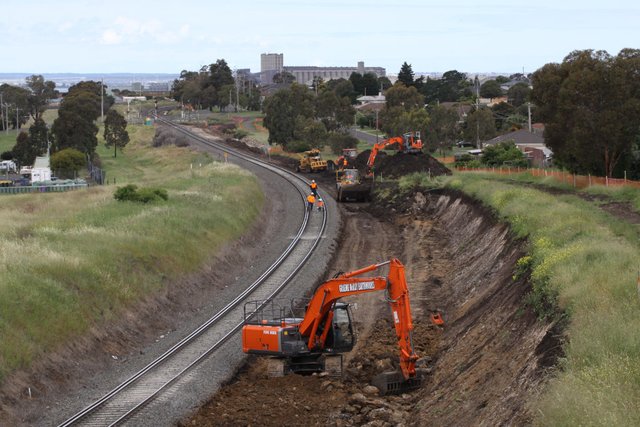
[1,151,13,161]
[233,129,249,140]
[328,132,358,154]
[114,184,168,203]
[287,140,311,153]
[51,148,86,178]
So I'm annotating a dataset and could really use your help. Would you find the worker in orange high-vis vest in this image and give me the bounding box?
[306,193,315,211]
[316,197,324,211]
[310,180,318,196]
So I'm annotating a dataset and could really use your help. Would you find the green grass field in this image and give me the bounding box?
[441,172,640,425]
[0,123,263,382]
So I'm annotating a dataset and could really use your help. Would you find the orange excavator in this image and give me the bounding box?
[242,259,426,394]
[366,131,423,175]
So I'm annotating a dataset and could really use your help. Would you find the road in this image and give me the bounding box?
[349,127,383,145]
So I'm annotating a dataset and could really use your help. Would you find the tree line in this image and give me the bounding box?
[1,76,130,176]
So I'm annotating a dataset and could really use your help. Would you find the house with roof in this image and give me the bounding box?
[484,128,552,168]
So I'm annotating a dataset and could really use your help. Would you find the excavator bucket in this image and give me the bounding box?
[371,369,428,395]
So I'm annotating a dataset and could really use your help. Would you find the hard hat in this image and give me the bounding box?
[312,180,315,183]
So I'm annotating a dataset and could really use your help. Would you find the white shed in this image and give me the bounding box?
[30,156,52,183]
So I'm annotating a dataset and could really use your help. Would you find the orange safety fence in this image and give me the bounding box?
[455,166,640,190]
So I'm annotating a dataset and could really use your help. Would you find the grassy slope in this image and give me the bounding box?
[440,172,640,426]
[0,124,263,382]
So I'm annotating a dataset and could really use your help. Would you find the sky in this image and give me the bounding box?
[1,0,638,75]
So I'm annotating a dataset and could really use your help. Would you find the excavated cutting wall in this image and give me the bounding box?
[185,188,562,426]
[408,190,559,426]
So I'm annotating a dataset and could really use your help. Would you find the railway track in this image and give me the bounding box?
[59,120,330,426]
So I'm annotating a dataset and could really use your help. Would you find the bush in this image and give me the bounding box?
[287,140,311,153]
[114,184,168,203]
[233,129,249,140]
[1,151,13,161]
[51,148,86,178]
[328,132,358,154]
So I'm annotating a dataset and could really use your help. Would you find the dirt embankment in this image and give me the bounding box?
[184,188,560,426]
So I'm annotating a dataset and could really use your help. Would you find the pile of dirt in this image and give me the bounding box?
[352,150,451,179]
[184,316,440,427]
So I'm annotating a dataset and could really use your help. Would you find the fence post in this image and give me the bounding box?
[588,173,591,187]
[624,170,627,182]
[606,176,608,187]
[573,174,576,188]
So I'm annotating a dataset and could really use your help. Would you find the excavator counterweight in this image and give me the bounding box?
[241,259,428,394]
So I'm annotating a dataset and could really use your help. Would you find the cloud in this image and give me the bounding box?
[101,29,123,45]
[99,16,190,45]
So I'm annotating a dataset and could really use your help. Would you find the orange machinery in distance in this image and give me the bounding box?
[241,258,426,394]
[366,131,423,174]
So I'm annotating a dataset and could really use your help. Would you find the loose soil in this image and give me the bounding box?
[184,189,559,426]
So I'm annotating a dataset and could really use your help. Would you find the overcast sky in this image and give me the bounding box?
[1,0,638,75]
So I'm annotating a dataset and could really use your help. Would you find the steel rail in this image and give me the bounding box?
[59,119,328,426]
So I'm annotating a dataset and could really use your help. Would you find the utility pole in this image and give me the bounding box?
[15,107,19,131]
[527,102,532,132]
[101,78,104,122]
[475,75,481,149]
[0,92,3,132]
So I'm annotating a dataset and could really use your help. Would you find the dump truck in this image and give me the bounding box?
[296,149,328,173]
[336,168,372,202]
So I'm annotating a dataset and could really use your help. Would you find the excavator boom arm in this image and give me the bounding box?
[298,258,418,379]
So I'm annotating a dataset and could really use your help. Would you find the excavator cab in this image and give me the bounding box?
[402,131,422,152]
[326,303,355,352]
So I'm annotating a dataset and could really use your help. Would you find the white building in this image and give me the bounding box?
[27,156,52,183]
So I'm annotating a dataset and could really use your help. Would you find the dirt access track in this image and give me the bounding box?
[185,186,559,426]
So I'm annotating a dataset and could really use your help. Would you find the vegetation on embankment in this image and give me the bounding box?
[389,171,640,425]
[0,125,263,383]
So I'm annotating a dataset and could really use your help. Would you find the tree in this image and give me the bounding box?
[328,132,358,154]
[25,75,58,120]
[438,70,472,102]
[397,62,415,87]
[294,117,327,149]
[379,107,430,140]
[463,108,496,146]
[28,118,49,157]
[378,76,392,91]
[349,72,364,96]
[327,79,356,102]
[384,84,424,110]
[481,141,528,167]
[361,73,379,96]
[104,109,130,157]
[491,102,516,130]
[507,82,531,107]
[12,131,37,166]
[263,83,315,148]
[209,59,234,91]
[425,104,459,154]
[480,80,503,98]
[0,83,30,130]
[272,71,296,84]
[51,148,85,178]
[51,82,102,156]
[531,49,640,177]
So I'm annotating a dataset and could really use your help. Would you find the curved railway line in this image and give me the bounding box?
[58,119,331,426]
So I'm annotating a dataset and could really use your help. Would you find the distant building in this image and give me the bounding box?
[131,82,143,93]
[146,82,169,92]
[259,53,386,85]
[284,61,385,86]
[261,53,284,84]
